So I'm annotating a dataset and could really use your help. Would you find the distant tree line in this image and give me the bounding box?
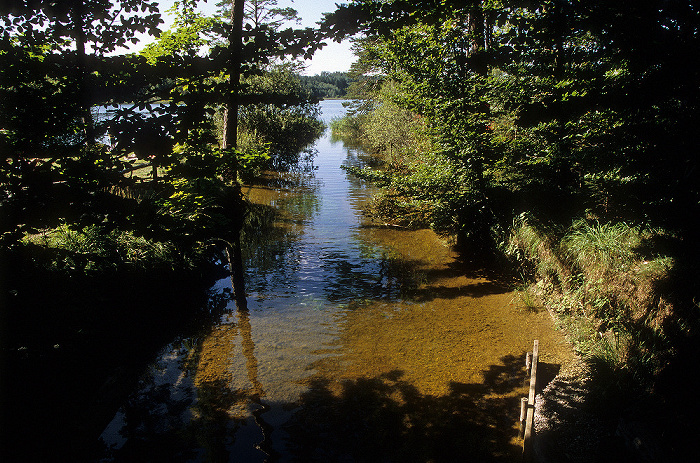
[299,71,353,99]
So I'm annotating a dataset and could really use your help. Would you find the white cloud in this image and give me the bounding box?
[302,39,355,76]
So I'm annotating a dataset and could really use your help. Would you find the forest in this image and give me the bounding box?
[2,0,700,461]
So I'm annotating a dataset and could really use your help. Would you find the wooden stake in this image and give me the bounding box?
[522,340,538,463]
[519,397,528,439]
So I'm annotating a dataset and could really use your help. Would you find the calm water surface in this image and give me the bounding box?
[99,100,572,462]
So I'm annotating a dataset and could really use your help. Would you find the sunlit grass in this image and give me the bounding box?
[23,225,180,272]
[561,220,641,275]
[506,216,675,388]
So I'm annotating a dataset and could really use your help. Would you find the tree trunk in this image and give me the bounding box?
[461,2,493,250]
[223,0,248,310]
[71,0,95,144]
[467,5,488,77]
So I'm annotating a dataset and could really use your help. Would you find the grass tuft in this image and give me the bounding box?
[506,216,676,390]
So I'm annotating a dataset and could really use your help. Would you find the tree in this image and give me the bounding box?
[140,0,329,311]
[240,65,325,169]
[0,1,164,243]
[222,0,248,309]
[244,0,299,30]
[323,0,700,249]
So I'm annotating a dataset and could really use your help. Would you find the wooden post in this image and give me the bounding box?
[519,397,528,439]
[522,340,538,463]
[526,351,532,373]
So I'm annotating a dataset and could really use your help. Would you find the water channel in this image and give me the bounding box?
[98,100,573,462]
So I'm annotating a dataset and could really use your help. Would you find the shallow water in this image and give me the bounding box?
[99,100,573,462]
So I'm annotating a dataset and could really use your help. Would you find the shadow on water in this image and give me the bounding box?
[333,253,514,304]
[0,261,232,462]
[285,354,532,463]
[319,250,423,303]
[100,348,544,463]
[102,308,273,463]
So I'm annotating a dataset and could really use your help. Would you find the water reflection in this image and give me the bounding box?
[191,308,270,462]
[241,176,427,303]
[238,310,263,399]
[100,307,271,462]
[235,309,276,460]
[98,100,574,462]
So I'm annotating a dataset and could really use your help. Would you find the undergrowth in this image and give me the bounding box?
[21,224,187,274]
[506,215,676,392]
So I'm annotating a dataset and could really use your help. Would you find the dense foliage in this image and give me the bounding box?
[0,0,324,261]
[300,71,353,99]
[325,0,700,247]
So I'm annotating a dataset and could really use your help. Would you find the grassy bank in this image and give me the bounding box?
[505,216,700,460]
[507,217,688,385]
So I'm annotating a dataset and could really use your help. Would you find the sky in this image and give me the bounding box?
[146,0,356,75]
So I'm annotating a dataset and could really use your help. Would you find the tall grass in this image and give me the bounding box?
[507,217,674,389]
[561,220,641,275]
[23,225,181,273]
